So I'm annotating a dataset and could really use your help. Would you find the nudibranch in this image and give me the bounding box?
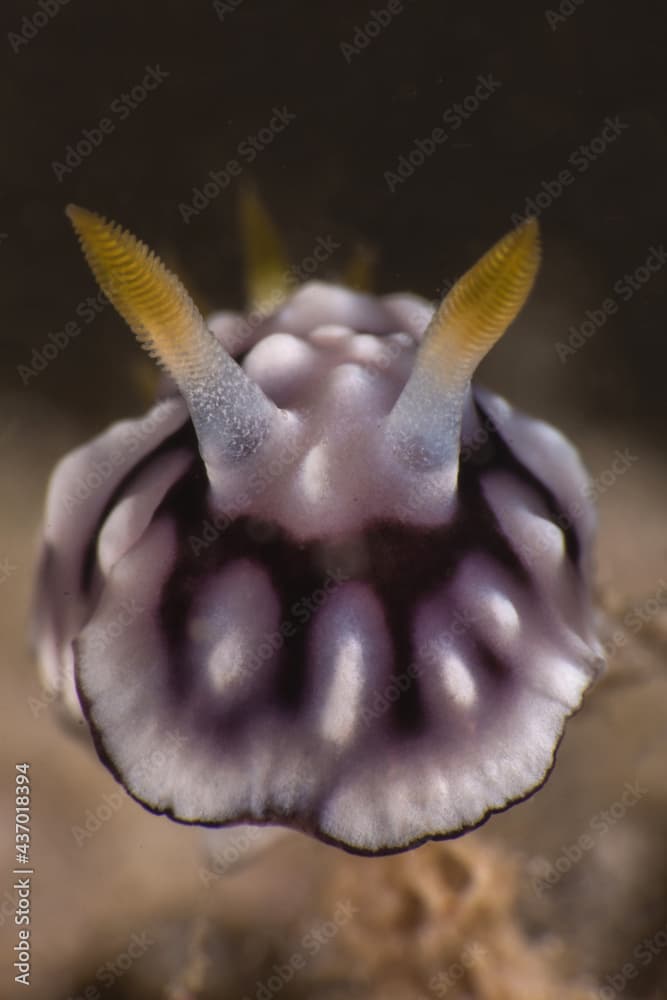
[33,203,604,855]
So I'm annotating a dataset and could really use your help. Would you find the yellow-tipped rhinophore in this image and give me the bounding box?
[420,217,541,382]
[387,218,541,466]
[66,205,277,462]
[418,218,540,379]
[238,183,290,309]
[66,204,212,382]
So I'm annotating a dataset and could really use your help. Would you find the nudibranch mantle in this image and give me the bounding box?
[33,207,603,855]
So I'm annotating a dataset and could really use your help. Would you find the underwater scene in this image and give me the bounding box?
[1,2,666,997]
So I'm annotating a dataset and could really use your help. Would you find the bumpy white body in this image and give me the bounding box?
[34,280,603,854]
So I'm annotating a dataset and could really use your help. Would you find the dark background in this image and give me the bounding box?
[1,0,665,445]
